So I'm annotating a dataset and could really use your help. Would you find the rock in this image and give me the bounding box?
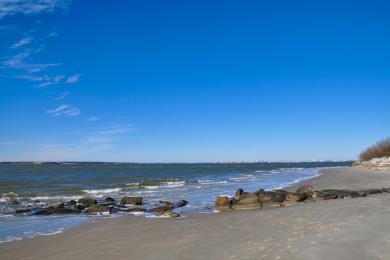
[173,200,188,208]
[253,189,266,196]
[382,188,390,193]
[364,189,383,195]
[104,197,115,203]
[149,204,174,213]
[47,207,80,214]
[232,196,262,210]
[215,196,232,212]
[270,190,288,202]
[154,209,180,217]
[161,210,180,217]
[15,208,32,214]
[84,205,112,214]
[296,184,314,198]
[75,204,87,211]
[312,190,339,201]
[47,202,65,208]
[65,200,77,206]
[282,192,307,206]
[78,197,97,206]
[120,196,143,206]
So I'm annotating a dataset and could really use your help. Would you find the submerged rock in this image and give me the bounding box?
[215,196,232,212]
[84,205,112,214]
[120,196,143,206]
[47,207,80,214]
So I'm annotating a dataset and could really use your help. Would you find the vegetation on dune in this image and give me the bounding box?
[359,138,390,161]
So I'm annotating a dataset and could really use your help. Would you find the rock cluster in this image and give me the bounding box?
[14,196,187,218]
[215,184,390,212]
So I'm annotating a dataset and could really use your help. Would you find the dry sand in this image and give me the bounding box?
[1,167,390,260]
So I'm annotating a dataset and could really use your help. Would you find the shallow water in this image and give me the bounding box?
[0,161,352,243]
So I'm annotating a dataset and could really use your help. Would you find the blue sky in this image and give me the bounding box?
[0,0,389,162]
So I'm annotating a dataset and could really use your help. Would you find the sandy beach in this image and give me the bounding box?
[1,167,390,260]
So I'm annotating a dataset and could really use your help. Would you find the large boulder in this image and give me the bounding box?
[78,197,97,206]
[161,210,180,217]
[215,196,232,212]
[232,196,261,210]
[84,205,112,215]
[296,184,314,198]
[282,192,307,206]
[120,196,143,206]
[159,200,188,209]
[382,188,390,193]
[47,207,80,214]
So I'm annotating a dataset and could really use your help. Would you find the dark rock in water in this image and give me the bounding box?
[65,200,77,206]
[16,208,32,214]
[47,202,65,209]
[174,200,189,208]
[235,188,250,200]
[104,197,115,203]
[296,184,314,197]
[30,209,52,216]
[120,196,143,206]
[149,204,174,213]
[84,205,112,214]
[118,207,146,213]
[382,188,390,193]
[159,200,189,209]
[75,204,87,211]
[47,207,80,214]
[232,196,262,210]
[364,189,383,195]
[215,196,232,212]
[78,197,97,206]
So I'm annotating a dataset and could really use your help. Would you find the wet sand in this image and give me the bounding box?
[1,167,390,260]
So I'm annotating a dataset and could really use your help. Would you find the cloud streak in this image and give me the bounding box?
[47,104,80,117]
[0,0,72,19]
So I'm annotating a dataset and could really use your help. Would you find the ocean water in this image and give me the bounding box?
[0,161,352,244]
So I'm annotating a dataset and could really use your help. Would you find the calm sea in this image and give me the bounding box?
[0,161,352,244]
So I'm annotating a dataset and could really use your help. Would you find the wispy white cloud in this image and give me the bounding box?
[82,125,135,145]
[66,73,80,84]
[55,91,69,100]
[47,104,80,117]
[87,116,100,122]
[37,74,64,87]
[0,0,72,19]
[10,36,33,49]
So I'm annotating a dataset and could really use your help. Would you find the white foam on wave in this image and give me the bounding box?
[198,180,228,185]
[83,188,122,194]
[29,195,82,201]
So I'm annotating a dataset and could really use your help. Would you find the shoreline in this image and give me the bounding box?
[2,166,390,259]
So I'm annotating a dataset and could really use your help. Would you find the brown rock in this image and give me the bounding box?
[215,196,232,211]
[296,184,314,197]
[84,205,112,214]
[120,196,143,206]
[232,196,261,210]
[78,198,97,206]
